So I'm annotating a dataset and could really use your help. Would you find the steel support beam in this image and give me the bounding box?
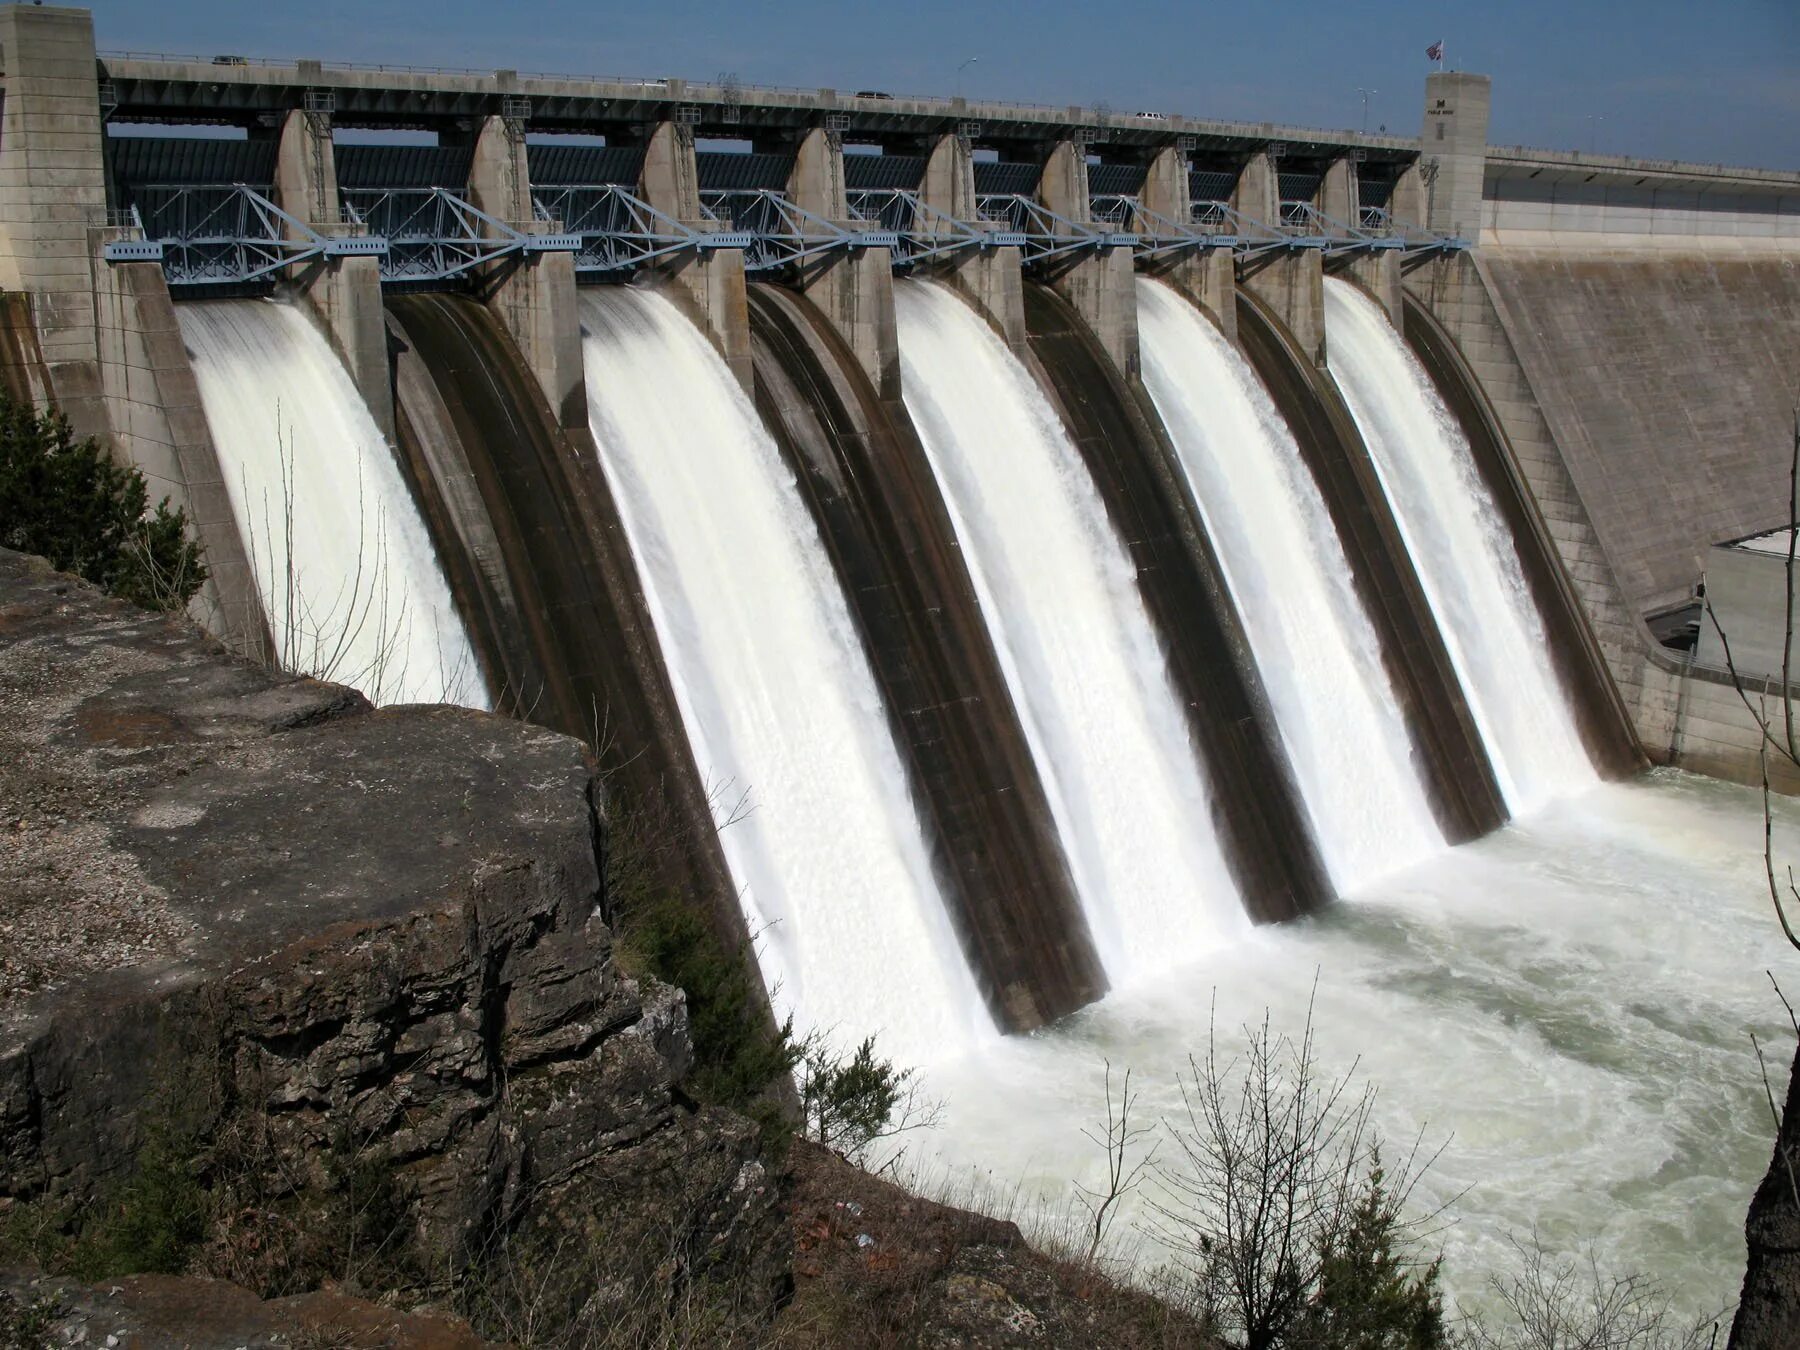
[697,189,896,274]
[102,185,387,285]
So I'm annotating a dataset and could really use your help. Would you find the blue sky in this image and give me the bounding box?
[87,0,1798,168]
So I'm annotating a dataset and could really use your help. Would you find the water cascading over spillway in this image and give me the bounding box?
[178,300,488,708]
[1323,279,1594,815]
[1136,280,1443,889]
[893,278,1247,981]
[577,285,990,1064]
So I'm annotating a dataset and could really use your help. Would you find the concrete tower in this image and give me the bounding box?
[1421,71,1491,240]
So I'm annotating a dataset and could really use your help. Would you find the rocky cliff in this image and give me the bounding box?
[0,546,786,1321]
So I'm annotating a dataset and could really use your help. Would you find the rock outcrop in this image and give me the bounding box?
[0,547,785,1314]
[1732,1037,1800,1348]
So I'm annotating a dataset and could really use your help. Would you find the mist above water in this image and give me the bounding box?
[908,769,1786,1318]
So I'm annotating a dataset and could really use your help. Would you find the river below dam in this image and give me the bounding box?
[904,768,1795,1320]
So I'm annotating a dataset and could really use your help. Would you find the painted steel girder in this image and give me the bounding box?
[844,189,1024,268]
[100,185,390,285]
[974,194,1138,266]
[698,190,897,274]
[340,187,578,282]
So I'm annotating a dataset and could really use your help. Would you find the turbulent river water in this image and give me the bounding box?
[904,770,1794,1318]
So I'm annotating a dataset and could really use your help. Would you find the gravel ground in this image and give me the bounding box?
[0,608,197,1014]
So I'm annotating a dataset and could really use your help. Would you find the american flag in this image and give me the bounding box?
[1426,40,1445,61]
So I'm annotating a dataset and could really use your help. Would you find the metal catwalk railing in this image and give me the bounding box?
[101,181,1467,287]
[100,186,386,284]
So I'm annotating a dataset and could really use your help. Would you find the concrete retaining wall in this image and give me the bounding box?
[1476,243,1800,617]
[1406,248,1800,792]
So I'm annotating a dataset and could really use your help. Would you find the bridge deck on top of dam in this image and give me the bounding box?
[90,53,1421,165]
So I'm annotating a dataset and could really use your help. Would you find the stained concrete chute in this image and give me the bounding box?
[0,3,265,649]
[1401,247,1800,794]
[1399,287,1646,777]
[93,261,269,651]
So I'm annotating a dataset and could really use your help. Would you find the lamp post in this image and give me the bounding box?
[956,56,979,101]
[1357,87,1377,134]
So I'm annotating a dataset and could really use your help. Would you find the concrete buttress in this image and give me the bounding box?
[465,114,588,430]
[783,127,899,401]
[0,3,263,646]
[636,121,752,390]
[920,133,1026,352]
[1138,146,1236,345]
[1234,150,1326,364]
[271,108,394,441]
[1036,140,1138,376]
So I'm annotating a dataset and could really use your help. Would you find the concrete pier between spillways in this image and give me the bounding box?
[7,0,1800,793]
[0,4,264,649]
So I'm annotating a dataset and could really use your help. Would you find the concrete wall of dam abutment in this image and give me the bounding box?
[1470,242,1800,620]
[1403,248,1800,794]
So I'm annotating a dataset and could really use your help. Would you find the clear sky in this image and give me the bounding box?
[84,0,1798,169]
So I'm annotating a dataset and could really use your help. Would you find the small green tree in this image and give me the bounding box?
[0,391,207,611]
[1292,1154,1448,1350]
[799,1035,940,1166]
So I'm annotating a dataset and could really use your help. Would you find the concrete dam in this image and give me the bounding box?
[5,2,1800,1309]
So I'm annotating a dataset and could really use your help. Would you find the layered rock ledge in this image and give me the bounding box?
[0,547,784,1307]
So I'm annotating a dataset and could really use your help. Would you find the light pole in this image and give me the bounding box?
[1357,87,1377,135]
[956,56,979,101]
[1586,113,1604,154]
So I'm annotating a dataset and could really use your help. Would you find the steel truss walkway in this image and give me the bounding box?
[102,182,1464,288]
[101,186,387,285]
[339,188,579,281]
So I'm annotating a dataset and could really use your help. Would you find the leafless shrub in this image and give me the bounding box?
[1465,1234,1723,1350]
[239,416,477,707]
[1147,989,1449,1350]
[1074,1060,1159,1269]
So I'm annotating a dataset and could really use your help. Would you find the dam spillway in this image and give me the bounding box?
[1323,278,1596,815]
[177,299,488,710]
[1136,278,1444,891]
[893,278,1248,982]
[744,282,1106,1030]
[577,284,991,1062]
[16,1,1800,1312]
